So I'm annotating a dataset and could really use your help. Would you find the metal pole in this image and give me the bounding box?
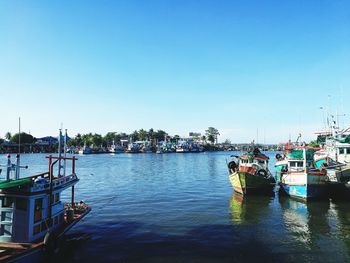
[71,186,75,209]
[58,129,62,177]
[64,129,67,177]
[16,118,21,179]
[6,154,11,180]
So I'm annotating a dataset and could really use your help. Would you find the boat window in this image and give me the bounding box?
[339,148,345,154]
[346,148,350,154]
[258,160,265,165]
[0,197,14,208]
[33,224,40,235]
[289,161,304,171]
[41,221,47,231]
[16,198,27,211]
[59,212,64,224]
[55,193,59,203]
[34,198,43,223]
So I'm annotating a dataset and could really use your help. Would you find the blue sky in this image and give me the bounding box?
[1,0,349,143]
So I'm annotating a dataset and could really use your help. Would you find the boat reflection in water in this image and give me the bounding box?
[278,196,334,252]
[229,194,272,225]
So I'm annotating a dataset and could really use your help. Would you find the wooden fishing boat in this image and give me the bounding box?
[0,130,91,262]
[227,148,275,195]
[276,147,328,200]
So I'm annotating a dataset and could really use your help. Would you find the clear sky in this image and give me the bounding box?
[1,0,349,143]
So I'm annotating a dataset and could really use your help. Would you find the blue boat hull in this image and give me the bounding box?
[281,184,328,200]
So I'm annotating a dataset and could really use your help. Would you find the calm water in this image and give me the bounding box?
[8,152,350,262]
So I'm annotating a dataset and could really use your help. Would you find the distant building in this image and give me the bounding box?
[35,136,58,146]
[189,132,201,137]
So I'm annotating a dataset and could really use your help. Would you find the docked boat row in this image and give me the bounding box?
[77,139,204,154]
[0,129,90,262]
[228,127,350,201]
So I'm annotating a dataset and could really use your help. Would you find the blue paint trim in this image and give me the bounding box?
[281,184,328,200]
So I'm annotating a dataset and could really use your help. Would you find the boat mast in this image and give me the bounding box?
[16,117,21,180]
[64,129,68,177]
[58,128,63,177]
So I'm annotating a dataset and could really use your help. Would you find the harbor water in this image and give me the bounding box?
[15,152,350,262]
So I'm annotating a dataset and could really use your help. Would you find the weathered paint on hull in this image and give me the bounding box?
[281,184,328,200]
[229,172,274,195]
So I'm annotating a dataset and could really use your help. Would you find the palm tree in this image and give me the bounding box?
[5,132,11,141]
[205,127,220,144]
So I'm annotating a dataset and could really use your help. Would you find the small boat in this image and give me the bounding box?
[276,147,328,200]
[78,143,93,155]
[126,143,140,153]
[109,140,125,153]
[227,148,275,195]
[137,141,153,153]
[0,129,90,262]
[176,141,190,153]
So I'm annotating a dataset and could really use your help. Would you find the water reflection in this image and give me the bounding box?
[279,197,331,248]
[229,193,272,224]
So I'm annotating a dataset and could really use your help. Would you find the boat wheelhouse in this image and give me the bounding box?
[277,147,328,200]
[0,130,90,262]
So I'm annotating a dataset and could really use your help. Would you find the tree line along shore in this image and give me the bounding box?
[1,127,257,153]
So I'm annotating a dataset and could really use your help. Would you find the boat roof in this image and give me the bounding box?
[239,148,269,161]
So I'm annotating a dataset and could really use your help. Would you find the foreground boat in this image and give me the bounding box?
[0,130,90,262]
[276,147,328,200]
[227,148,275,195]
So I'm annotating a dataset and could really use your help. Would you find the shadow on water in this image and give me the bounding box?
[52,221,281,263]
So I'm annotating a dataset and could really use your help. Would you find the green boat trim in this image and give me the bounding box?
[0,177,32,190]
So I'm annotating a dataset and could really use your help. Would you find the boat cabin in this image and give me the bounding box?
[0,155,78,243]
[238,150,269,174]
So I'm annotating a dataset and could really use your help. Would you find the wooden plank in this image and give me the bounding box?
[0,242,32,249]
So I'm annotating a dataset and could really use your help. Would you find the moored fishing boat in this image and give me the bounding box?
[276,147,328,200]
[312,126,350,197]
[227,148,275,195]
[176,141,190,153]
[0,129,91,262]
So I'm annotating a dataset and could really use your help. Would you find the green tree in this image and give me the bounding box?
[5,132,11,140]
[223,139,231,145]
[10,132,36,144]
[205,127,220,144]
[138,129,148,141]
[130,130,139,142]
[155,130,167,142]
[91,133,103,148]
[148,128,155,140]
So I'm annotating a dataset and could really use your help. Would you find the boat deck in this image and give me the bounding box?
[0,203,91,262]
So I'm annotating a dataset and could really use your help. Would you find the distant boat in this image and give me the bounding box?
[78,144,93,155]
[137,141,153,153]
[176,141,190,153]
[227,148,275,195]
[126,143,140,153]
[313,133,350,196]
[109,140,125,153]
